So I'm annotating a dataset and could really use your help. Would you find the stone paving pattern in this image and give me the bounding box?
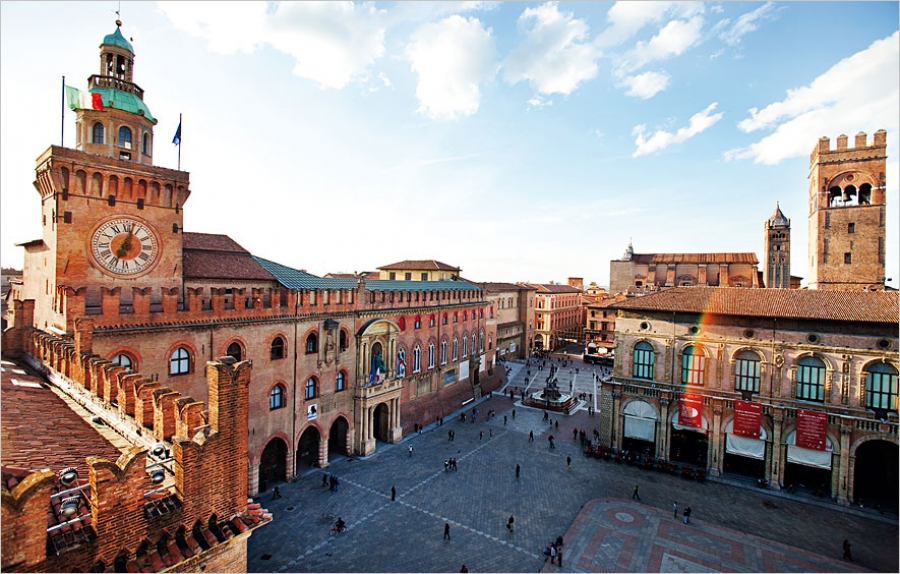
[248,359,898,573]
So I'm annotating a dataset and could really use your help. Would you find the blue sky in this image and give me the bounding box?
[2,1,898,287]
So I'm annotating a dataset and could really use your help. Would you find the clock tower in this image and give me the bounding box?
[24,20,190,333]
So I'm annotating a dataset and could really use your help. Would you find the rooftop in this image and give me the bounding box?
[378,259,460,272]
[611,286,899,323]
[629,252,760,265]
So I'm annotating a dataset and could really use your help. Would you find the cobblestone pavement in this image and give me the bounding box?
[248,359,898,573]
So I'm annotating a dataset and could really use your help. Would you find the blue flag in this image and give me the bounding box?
[172,121,181,146]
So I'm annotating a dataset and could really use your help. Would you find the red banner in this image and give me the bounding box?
[733,400,762,438]
[678,394,703,428]
[796,409,828,451]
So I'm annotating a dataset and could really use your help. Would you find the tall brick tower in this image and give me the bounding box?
[763,203,791,289]
[23,20,190,332]
[807,130,887,291]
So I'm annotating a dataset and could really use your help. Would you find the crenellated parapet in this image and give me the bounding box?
[2,330,270,572]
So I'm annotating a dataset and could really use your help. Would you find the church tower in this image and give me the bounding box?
[807,130,887,291]
[763,203,790,289]
[24,20,190,333]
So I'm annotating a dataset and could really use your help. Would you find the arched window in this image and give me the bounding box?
[796,356,826,401]
[339,330,348,351]
[632,341,654,380]
[414,316,421,329]
[270,336,286,360]
[413,345,421,373]
[865,362,898,412]
[428,343,435,369]
[226,342,242,361]
[269,385,285,410]
[112,353,134,371]
[305,377,317,400]
[92,122,104,144]
[680,345,705,386]
[306,333,318,354]
[734,350,761,393]
[442,313,448,325]
[142,133,150,155]
[462,335,468,358]
[429,315,435,327]
[336,371,346,392]
[441,340,448,364]
[118,126,132,149]
[397,349,407,378]
[169,347,190,375]
[453,338,459,361]
[472,334,477,355]
[479,331,484,352]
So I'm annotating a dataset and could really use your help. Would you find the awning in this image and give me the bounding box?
[623,400,658,442]
[785,430,834,470]
[724,419,768,460]
[670,409,709,434]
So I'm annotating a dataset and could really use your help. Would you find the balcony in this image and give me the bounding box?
[88,75,144,99]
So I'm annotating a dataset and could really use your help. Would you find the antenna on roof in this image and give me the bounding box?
[115,0,122,27]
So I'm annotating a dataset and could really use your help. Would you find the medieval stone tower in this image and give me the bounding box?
[807,130,887,290]
[763,203,791,289]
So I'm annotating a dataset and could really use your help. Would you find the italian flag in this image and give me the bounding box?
[65,86,103,110]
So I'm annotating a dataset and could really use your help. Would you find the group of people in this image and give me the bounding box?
[322,472,340,493]
[542,535,565,566]
[443,458,459,471]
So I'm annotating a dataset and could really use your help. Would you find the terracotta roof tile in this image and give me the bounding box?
[1,360,122,476]
[630,252,759,265]
[480,282,537,292]
[183,251,276,281]
[378,259,460,272]
[611,287,898,323]
[182,232,248,253]
[528,283,583,294]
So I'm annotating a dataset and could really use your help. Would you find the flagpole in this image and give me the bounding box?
[61,76,65,147]
[178,113,182,170]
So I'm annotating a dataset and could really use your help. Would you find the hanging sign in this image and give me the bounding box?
[733,400,762,438]
[795,409,828,451]
[678,394,703,428]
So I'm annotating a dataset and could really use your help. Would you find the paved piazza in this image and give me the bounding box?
[248,360,898,573]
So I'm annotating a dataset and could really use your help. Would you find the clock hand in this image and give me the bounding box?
[116,225,134,258]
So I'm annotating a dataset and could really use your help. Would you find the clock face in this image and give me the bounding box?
[90,218,160,276]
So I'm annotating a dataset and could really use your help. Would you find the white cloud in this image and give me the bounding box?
[159,1,387,89]
[726,32,899,165]
[618,15,705,74]
[620,70,670,99]
[718,2,776,46]
[527,95,553,109]
[503,2,601,95]
[406,15,496,120]
[632,103,723,157]
[596,1,704,47]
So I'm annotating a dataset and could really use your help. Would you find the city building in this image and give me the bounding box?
[524,282,583,351]
[763,203,792,289]
[480,282,536,360]
[601,287,898,508]
[583,295,626,353]
[4,18,498,511]
[609,242,761,295]
[376,260,461,281]
[808,131,888,291]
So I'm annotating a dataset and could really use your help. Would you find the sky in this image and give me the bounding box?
[1,1,898,287]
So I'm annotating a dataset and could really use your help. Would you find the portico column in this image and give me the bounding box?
[659,399,670,460]
[248,462,260,498]
[771,411,784,489]
[710,405,723,476]
[837,424,852,506]
[318,437,329,469]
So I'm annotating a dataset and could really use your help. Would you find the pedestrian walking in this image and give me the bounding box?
[566,455,572,469]
[504,415,508,425]
[842,539,852,561]
[272,485,282,499]
[512,409,516,419]
[489,429,493,439]
[460,565,468,573]
[555,420,559,429]
[408,445,414,457]
[549,543,557,564]
[516,463,520,478]
[448,430,453,441]
[572,427,578,440]
[506,515,515,532]
[673,501,678,518]
[557,547,563,568]
[683,506,691,524]
[479,430,483,440]
[632,485,641,500]
[529,430,534,442]
[392,485,396,501]
[331,475,339,493]
[322,473,329,487]
[444,522,451,540]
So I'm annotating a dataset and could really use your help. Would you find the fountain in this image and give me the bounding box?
[523,375,578,413]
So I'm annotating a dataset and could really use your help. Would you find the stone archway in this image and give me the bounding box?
[373,403,391,442]
[259,437,288,493]
[296,426,321,472]
[853,440,898,511]
[329,416,350,456]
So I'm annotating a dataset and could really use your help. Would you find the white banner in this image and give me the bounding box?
[725,434,765,460]
[785,430,833,469]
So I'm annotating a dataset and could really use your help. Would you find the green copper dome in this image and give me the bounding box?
[102,26,133,53]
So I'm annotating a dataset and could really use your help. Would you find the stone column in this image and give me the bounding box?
[248,462,260,498]
[710,405,724,476]
[837,424,852,506]
[318,437,329,469]
[611,390,622,450]
[771,411,784,489]
[659,399,671,460]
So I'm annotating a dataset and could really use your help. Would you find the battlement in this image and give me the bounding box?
[810,129,888,166]
[1,327,270,572]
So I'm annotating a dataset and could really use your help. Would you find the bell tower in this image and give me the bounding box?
[808,130,887,291]
[23,19,190,333]
[763,203,790,289]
